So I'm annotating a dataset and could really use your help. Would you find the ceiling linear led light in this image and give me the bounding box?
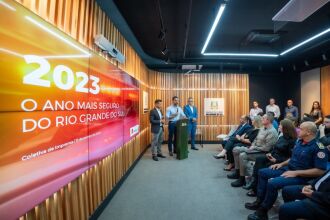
[203,26,330,58]
[203,53,279,57]
[201,4,226,54]
[201,2,330,58]
[201,4,277,58]
[0,0,16,11]
[280,27,330,56]
[25,16,91,57]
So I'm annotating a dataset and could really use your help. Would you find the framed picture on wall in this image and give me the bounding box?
[204,98,224,116]
[143,91,149,113]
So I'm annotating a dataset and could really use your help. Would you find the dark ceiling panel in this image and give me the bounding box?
[110,0,330,73]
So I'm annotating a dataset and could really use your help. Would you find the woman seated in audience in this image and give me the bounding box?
[215,115,262,171]
[304,101,323,126]
[245,119,297,197]
[249,101,263,120]
[285,114,300,134]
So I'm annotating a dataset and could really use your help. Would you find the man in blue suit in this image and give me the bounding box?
[184,97,199,150]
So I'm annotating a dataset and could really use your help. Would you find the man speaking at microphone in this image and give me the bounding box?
[166,96,187,156]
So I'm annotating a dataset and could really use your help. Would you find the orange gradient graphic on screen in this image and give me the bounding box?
[0,1,139,219]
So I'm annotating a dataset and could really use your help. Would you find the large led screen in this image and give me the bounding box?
[0,1,139,219]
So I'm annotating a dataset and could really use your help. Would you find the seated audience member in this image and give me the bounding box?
[245,121,328,220]
[245,119,297,197]
[284,99,299,122]
[306,101,323,126]
[250,101,263,120]
[279,169,330,220]
[214,116,262,171]
[284,114,299,129]
[297,116,315,135]
[215,115,252,157]
[228,113,278,187]
[267,111,278,131]
[266,98,280,121]
[217,126,237,142]
[319,115,330,161]
[284,113,296,124]
[284,112,293,118]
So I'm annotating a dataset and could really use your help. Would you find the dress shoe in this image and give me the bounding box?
[152,156,159,161]
[223,163,234,171]
[191,147,199,150]
[169,152,173,156]
[245,198,262,210]
[227,169,239,179]
[243,177,255,190]
[231,176,245,187]
[247,208,268,220]
[246,190,257,197]
[213,155,225,159]
[157,154,166,158]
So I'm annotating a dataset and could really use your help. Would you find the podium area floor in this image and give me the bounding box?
[98,144,276,220]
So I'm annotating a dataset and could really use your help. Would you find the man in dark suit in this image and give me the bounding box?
[150,99,166,161]
[279,169,330,220]
[184,97,198,150]
[214,115,252,159]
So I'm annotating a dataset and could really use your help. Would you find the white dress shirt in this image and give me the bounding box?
[315,171,330,190]
[266,104,281,118]
[156,108,163,126]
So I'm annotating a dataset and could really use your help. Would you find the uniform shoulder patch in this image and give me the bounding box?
[317,151,326,159]
[316,142,324,149]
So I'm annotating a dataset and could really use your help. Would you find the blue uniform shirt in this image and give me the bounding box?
[288,138,328,171]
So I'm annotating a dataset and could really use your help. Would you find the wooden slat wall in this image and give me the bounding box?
[321,65,330,115]
[15,0,151,219]
[14,0,250,218]
[149,71,250,141]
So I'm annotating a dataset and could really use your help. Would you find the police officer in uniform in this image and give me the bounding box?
[245,121,328,220]
[279,169,330,220]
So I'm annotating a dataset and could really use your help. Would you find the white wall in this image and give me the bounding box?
[300,68,320,118]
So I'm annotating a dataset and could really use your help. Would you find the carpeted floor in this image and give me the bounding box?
[98,144,279,220]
